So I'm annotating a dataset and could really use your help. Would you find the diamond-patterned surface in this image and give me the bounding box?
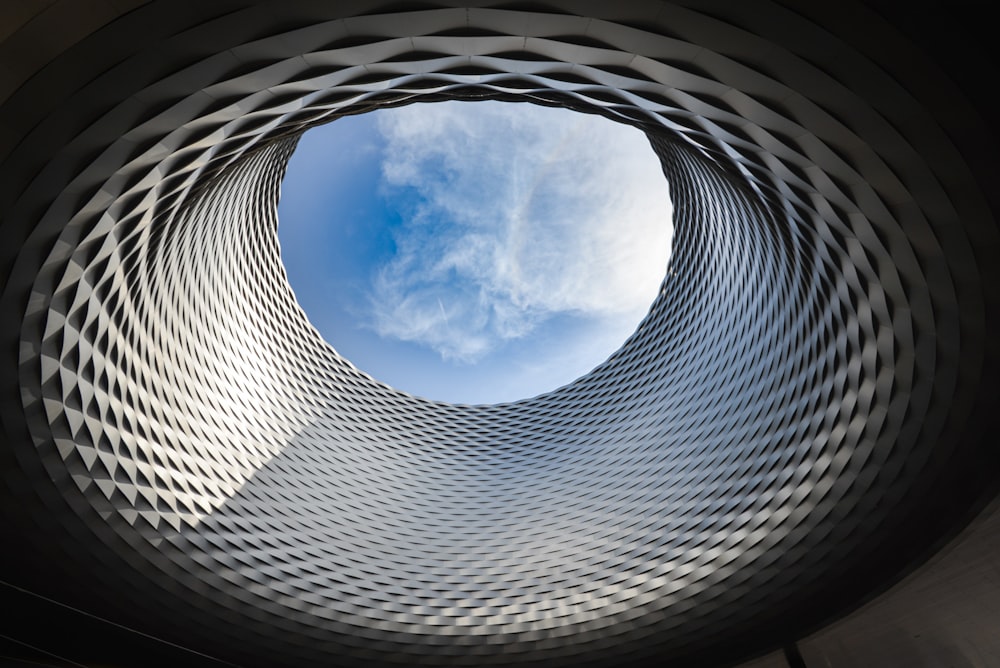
[1,2,997,667]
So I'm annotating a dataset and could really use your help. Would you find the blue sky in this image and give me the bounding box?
[277,101,673,404]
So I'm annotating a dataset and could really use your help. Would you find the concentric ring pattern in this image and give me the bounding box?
[1,2,997,667]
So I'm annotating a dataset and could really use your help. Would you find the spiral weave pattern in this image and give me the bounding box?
[2,2,997,666]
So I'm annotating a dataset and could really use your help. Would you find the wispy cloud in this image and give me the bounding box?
[367,101,673,364]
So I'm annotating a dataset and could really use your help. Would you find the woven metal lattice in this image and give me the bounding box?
[1,3,997,666]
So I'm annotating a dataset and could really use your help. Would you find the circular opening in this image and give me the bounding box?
[277,101,673,403]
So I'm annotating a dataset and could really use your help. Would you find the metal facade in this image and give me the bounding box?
[1,2,997,666]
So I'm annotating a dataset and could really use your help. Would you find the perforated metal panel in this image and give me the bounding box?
[1,3,997,667]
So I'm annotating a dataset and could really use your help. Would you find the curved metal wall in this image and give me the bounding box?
[1,2,997,666]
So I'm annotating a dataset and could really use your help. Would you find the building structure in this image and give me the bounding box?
[1,2,997,666]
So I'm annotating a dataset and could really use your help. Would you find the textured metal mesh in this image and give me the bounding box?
[2,2,997,666]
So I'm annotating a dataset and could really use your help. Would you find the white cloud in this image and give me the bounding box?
[368,101,673,364]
